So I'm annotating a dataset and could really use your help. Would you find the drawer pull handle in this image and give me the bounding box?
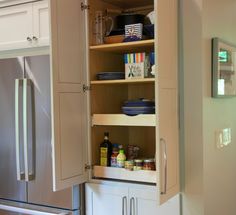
[160,138,167,195]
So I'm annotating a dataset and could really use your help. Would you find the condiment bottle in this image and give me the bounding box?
[117,149,126,168]
[100,132,112,166]
[110,144,119,167]
[125,160,134,171]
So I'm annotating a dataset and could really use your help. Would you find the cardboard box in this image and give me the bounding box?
[125,23,143,39]
[124,53,145,79]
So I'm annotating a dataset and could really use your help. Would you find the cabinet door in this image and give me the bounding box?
[86,183,129,215]
[158,195,180,215]
[129,187,180,215]
[33,0,49,47]
[0,3,33,51]
[155,0,179,204]
[50,0,88,191]
[128,187,159,215]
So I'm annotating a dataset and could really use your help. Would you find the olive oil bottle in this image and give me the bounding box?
[100,132,112,166]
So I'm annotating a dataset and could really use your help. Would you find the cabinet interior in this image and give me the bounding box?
[88,0,156,183]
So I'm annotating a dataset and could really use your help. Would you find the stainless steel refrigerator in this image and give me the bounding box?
[0,55,81,215]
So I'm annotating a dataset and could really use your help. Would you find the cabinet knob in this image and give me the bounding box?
[26,37,32,42]
[32,36,38,41]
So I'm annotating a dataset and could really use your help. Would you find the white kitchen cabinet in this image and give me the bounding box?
[49,0,179,206]
[0,3,32,51]
[32,0,50,47]
[0,0,49,51]
[129,187,180,215]
[86,183,128,215]
[85,183,180,215]
[0,0,179,209]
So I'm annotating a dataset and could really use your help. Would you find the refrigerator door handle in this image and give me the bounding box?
[15,79,25,181]
[23,78,34,182]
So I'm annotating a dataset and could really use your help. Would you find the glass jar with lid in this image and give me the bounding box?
[133,159,143,171]
[143,159,155,170]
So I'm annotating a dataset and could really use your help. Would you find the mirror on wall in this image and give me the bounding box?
[212,38,236,97]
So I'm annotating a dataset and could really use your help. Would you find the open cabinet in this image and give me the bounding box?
[50,0,179,205]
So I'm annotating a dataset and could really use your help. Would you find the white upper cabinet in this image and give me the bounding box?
[32,0,50,47]
[49,0,179,206]
[0,0,49,51]
[0,3,33,51]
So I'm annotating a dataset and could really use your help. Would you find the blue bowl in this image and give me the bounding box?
[143,24,154,39]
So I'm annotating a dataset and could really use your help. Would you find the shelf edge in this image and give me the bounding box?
[93,166,156,184]
[92,114,156,127]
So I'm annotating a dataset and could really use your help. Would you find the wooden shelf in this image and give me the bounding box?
[101,0,153,8]
[90,39,154,53]
[91,78,155,85]
[92,114,156,127]
[93,166,156,183]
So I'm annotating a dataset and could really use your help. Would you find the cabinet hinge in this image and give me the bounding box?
[83,84,91,92]
[85,164,92,171]
[81,2,90,11]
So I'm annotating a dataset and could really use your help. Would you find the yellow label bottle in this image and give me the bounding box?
[100,132,112,166]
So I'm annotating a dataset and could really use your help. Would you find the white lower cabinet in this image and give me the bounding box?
[85,183,180,215]
[86,183,128,215]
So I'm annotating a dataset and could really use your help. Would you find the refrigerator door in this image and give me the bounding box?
[25,55,79,210]
[0,57,27,202]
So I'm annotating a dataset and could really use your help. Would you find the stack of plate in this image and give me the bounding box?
[96,72,125,80]
[122,99,155,116]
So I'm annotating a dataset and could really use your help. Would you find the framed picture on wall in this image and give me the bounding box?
[212,37,236,97]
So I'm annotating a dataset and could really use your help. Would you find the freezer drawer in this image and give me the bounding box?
[0,200,80,215]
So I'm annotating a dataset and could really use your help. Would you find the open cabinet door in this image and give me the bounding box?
[49,0,88,191]
[156,0,180,204]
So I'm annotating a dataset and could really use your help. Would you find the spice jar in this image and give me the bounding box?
[125,160,134,171]
[133,159,143,171]
[127,145,140,160]
[143,159,155,170]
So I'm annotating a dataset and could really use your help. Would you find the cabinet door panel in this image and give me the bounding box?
[0,3,33,51]
[50,0,85,84]
[129,187,158,215]
[86,183,128,215]
[156,0,179,204]
[33,0,49,47]
[50,0,88,191]
[59,93,85,180]
[158,88,179,203]
[129,187,180,215]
